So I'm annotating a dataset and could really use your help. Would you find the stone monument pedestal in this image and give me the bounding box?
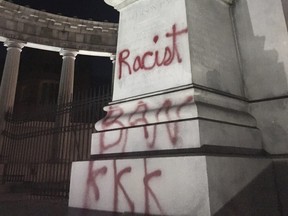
[69,0,284,215]
[69,156,278,215]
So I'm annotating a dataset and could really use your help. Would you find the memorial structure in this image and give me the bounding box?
[69,0,288,215]
[0,0,118,152]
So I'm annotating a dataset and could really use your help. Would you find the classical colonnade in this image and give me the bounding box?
[0,0,118,131]
[0,41,78,121]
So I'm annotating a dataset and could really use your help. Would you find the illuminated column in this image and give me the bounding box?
[0,39,25,153]
[52,49,78,161]
[58,49,78,104]
[0,39,25,125]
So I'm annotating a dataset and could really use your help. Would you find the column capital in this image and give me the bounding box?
[60,49,79,58]
[4,39,26,50]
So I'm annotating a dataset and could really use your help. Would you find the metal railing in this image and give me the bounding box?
[0,85,111,198]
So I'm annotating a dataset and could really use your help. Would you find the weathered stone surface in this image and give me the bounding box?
[186,0,243,96]
[207,157,280,216]
[69,0,287,215]
[113,0,192,100]
[112,0,244,101]
[250,98,288,154]
[69,156,279,216]
[234,0,288,100]
[92,118,262,155]
[92,88,261,155]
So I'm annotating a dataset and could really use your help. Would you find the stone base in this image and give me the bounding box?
[91,119,262,155]
[91,87,262,155]
[69,156,280,216]
[250,97,288,154]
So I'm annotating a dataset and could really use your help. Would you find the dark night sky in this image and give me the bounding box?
[0,0,119,93]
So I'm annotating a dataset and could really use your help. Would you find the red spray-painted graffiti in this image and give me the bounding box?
[113,161,134,213]
[83,162,108,209]
[84,159,164,215]
[100,107,128,154]
[99,95,193,154]
[143,158,163,215]
[118,24,188,79]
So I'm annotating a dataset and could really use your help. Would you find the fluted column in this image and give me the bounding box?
[58,49,78,104]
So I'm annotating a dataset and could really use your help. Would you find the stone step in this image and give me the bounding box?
[69,157,280,215]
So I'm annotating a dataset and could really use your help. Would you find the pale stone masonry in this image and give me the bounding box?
[69,0,288,215]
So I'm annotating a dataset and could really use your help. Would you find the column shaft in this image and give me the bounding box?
[58,49,78,104]
[0,40,25,122]
[0,39,25,153]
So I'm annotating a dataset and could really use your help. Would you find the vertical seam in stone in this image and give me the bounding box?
[229,2,247,98]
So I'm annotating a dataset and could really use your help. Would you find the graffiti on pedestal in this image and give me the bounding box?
[117,24,188,80]
[84,159,163,215]
[99,95,193,153]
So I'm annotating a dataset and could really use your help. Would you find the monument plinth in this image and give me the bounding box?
[69,0,281,215]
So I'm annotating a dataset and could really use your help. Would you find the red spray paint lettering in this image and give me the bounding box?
[83,160,164,215]
[118,24,188,79]
[99,95,193,153]
[100,106,128,154]
[83,162,108,209]
[128,101,157,148]
[143,159,164,215]
[113,160,135,213]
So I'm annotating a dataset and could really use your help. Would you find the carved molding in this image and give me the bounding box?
[104,0,139,10]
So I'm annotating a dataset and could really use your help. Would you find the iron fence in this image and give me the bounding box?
[0,85,111,199]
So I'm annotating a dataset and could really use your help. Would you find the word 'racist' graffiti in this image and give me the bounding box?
[117,24,188,79]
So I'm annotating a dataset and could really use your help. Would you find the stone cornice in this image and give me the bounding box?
[0,1,118,56]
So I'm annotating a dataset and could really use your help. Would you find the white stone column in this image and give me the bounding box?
[0,39,25,154]
[52,49,78,161]
[58,49,78,104]
[0,40,25,124]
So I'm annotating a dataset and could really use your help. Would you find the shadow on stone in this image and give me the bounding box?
[234,0,287,99]
[214,164,281,216]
